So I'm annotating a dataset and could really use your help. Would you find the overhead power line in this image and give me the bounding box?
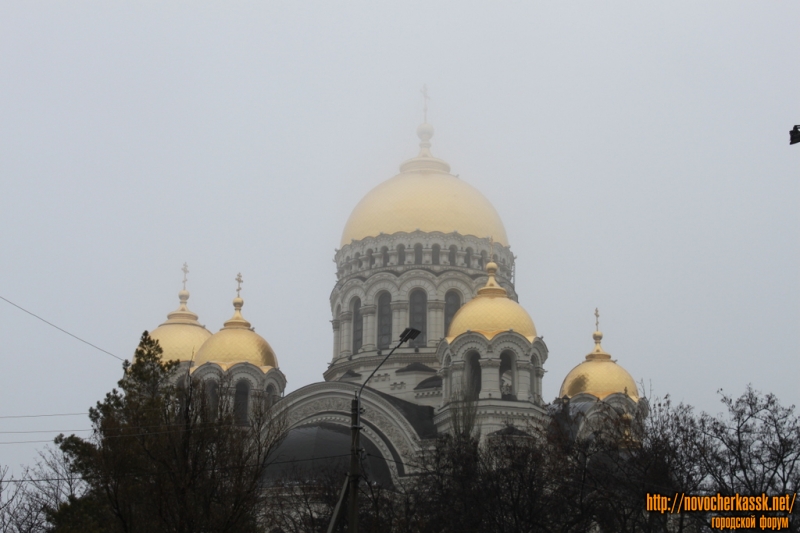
[0,412,86,420]
[0,295,123,361]
[0,454,353,484]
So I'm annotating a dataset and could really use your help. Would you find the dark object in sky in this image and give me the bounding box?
[791,125,800,145]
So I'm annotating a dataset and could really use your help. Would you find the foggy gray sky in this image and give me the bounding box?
[1,2,798,474]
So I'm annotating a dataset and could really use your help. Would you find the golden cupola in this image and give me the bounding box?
[446,262,537,342]
[339,122,508,246]
[149,266,212,363]
[559,322,638,401]
[194,274,278,371]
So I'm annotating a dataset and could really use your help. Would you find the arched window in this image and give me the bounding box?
[397,244,406,266]
[414,244,423,265]
[381,246,389,267]
[465,351,481,400]
[206,380,219,419]
[266,384,277,408]
[431,244,440,265]
[377,292,392,349]
[352,297,363,354]
[234,380,250,426]
[500,351,516,400]
[355,252,362,269]
[409,289,427,346]
[448,245,457,266]
[479,251,486,269]
[367,249,375,268]
[444,290,462,337]
[465,248,473,268]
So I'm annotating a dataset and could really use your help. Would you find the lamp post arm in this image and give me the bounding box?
[358,339,403,400]
[357,327,420,400]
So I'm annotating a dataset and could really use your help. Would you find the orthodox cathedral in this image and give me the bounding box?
[144,121,643,485]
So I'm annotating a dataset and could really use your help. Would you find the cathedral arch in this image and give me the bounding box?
[465,351,481,400]
[444,289,462,338]
[465,247,473,268]
[205,378,219,418]
[265,383,278,407]
[408,289,427,347]
[351,297,363,354]
[234,379,250,426]
[376,292,392,349]
[397,275,436,301]
[436,276,475,302]
[499,350,516,399]
[414,243,423,265]
[364,275,400,302]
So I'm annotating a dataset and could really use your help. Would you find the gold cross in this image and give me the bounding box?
[181,263,189,290]
[421,84,430,122]
[595,308,600,331]
[235,273,243,297]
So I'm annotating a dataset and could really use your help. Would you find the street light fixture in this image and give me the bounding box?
[327,327,421,533]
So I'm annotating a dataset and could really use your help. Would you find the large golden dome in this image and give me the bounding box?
[340,123,508,246]
[447,262,536,342]
[194,294,278,370]
[559,331,638,401]
[149,289,212,363]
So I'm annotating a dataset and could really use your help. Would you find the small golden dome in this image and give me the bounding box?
[194,291,278,369]
[149,288,211,363]
[559,330,639,401]
[446,262,536,341]
[340,123,508,246]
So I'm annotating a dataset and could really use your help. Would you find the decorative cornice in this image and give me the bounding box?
[428,300,445,310]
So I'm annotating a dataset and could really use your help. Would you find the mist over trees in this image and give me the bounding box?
[1,333,286,533]
[263,388,800,533]
[1,336,798,532]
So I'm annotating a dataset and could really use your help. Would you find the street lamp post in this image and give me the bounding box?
[328,327,421,533]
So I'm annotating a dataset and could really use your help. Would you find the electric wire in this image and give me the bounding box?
[0,453,353,484]
[0,422,271,445]
[0,295,123,361]
[0,412,86,420]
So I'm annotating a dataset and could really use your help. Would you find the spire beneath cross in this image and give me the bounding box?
[181,263,189,290]
[420,84,430,123]
[595,307,600,331]
[235,273,243,297]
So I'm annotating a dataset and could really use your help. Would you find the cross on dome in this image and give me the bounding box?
[182,263,189,290]
[235,272,243,297]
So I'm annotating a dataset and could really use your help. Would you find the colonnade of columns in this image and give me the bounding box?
[331,299,453,359]
[440,352,540,404]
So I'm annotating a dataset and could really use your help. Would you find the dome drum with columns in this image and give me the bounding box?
[325,123,520,407]
[141,117,646,486]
